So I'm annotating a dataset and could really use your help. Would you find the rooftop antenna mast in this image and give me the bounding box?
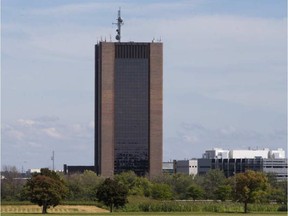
[113,8,124,42]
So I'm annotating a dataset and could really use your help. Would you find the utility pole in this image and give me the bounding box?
[51,151,55,171]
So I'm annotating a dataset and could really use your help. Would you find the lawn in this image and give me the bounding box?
[1,205,287,216]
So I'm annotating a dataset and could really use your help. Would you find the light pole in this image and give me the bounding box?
[51,151,55,171]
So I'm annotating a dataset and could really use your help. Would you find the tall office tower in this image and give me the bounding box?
[95,42,163,177]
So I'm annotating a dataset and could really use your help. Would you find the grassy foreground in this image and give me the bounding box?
[0,205,108,214]
[1,204,287,216]
[1,213,287,216]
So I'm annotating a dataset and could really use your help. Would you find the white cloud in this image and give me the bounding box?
[42,127,64,139]
[29,2,114,16]
[220,126,236,135]
[17,119,36,126]
[183,135,199,143]
[6,130,25,141]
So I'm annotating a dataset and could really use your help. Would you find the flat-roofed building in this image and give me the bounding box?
[229,149,270,159]
[162,162,173,174]
[95,42,163,177]
[202,148,229,159]
[173,159,198,176]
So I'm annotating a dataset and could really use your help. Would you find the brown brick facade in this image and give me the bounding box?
[95,42,162,177]
[99,43,115,177]
[149,43,163,177]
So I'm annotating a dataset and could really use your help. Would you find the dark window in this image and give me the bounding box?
[114,54,149,176]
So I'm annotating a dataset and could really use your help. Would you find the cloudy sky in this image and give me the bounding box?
[1,0,287,171]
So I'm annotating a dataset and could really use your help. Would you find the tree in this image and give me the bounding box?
[215,185,232,201]
[1,166,25,201]
[64,170,104,201]
[267,179,287,204]
[151,173,196,199]
[96,178,128,212]
[151,183,173,200]
[232,170,268,213]
[21,169,68,214]
[197,169,227,200]
[171,174,195,199]
[186,184,204,200]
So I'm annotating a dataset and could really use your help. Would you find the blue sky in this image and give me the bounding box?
[1,0,287,171]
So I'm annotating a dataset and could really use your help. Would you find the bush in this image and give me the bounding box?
[277,205,287,212]
[123,198,282,213]
[151,183,173,200]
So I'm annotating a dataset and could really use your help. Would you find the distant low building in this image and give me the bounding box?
[63,164,96,175]
[263,158,288,181]
[202,148,229,159]
[162,162,173,174]
[27,168,42,174]
[198,148,287,181]
[173,159,198,176]
[202,148,285,160]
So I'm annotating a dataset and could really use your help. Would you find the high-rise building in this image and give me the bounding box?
[95,42,163,177]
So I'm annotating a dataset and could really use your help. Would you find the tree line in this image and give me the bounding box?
[1,165,287,213]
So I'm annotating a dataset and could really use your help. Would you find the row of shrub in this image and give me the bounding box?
[122,199,283,212]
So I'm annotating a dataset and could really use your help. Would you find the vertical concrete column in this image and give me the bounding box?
[149,43,163,177]
[100,43,115,177]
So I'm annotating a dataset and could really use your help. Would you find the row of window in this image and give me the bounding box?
[115,44,149,59]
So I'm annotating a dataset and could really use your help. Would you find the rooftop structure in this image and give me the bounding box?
[202,148,285,159]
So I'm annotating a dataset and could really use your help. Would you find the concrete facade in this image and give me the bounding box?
[202,148,285,160]
[162,162,173,174]
[202,148,229,159]
[198,158,288,181]
[173,159,198,175]
[229,149,270,159]
[263,158,288,181]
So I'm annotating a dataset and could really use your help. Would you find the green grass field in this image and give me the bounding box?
[1,204,287,216]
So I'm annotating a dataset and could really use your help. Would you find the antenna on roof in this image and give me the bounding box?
[113,8,124,42]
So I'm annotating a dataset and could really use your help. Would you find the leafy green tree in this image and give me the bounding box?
[78,170,103,200]
[277,180,287,204]
[151,173,195,199]
[215,185,232,201]
[21,168,68,214]
[186,184,204,200]
[266,179,287,204]
[171,174,195,199]
[151,183,173,200]
[96,178,128,212]
[151,173,174,185]
[232,170,268,213]
[64,170,104,201]
[114,171,153,196]
[1,166,25,201]
[198,169,227,200]
[266,173,278,188]
[134,176,153,197]
[265,173,287,204]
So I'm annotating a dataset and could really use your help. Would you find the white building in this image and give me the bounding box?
[229,148,270,159]
[202,148,285,160]
[27,168,41,174]
[202,148,229,159]
[268,148,285,159]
